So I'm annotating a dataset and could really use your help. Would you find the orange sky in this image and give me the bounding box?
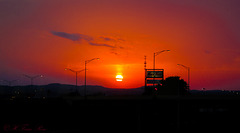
[0,0,240,90]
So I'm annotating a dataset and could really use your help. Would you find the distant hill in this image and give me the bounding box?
[190,90,240,96]
[0,83,145,98]
[1,84,239,99]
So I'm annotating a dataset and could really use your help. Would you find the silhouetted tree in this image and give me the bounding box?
[143,86,156,95]
[157,76,189,96]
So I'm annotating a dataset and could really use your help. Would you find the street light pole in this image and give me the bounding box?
[65,68,84,94]
[23,74,43,86]
[23,75,43,98]
[177,64,190,91]
[84,58,99,99]
[153,50,170,87]
[153,53,155,70]
[153,50,170,70]
[65,68,85,87]
[85,61,87,98]
[76,72,77,87]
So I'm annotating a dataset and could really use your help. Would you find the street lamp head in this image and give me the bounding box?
[177,64,184,67]
[177,64,189,69]
[77,69,85,73]
[155,49,171,56]
[86,58,100,64]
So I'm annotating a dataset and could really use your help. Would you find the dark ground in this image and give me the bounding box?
[1,96,240,132]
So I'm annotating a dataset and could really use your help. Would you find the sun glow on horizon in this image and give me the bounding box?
[116,74,123,82]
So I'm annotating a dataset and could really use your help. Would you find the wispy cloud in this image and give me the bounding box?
[100,37,115,41]
[89,42,115,48]
[100,36,126,42]
[51,31,125,49]
[51,31,93,42]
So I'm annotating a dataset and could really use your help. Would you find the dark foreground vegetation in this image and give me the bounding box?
[1,76,239,132]
[1,95,240,133]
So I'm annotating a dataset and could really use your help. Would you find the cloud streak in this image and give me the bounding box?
[51,31,93,42]
[51,31,124,49]
[89,42,115,48]
[100,37,115,41]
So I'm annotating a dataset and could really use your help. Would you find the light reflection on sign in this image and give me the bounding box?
[147,80,162,84]
[145,69,164,86]
[146,71,163,78]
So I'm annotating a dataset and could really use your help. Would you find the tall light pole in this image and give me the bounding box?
[153,50,170,70]
[65,68,85,87]
[85,58,99,98]
[153,50,170,87]
[23,74,43,98]
[177,64,190,91]
[23,74,43,86]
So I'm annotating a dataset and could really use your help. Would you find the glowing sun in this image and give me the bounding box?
[116,74,123,81]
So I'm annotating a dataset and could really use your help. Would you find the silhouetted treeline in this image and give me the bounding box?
[144,76,189,96]
[0,84,145,99]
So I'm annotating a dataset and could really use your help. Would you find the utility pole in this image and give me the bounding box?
[84,58,100,99]
[177,64,190,91]
[144,55,147,70]
[65,68,85,95]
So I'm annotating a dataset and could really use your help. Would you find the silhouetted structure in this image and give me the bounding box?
[158,76,189,95]
[144,76,189,96]
[144,69,164,95]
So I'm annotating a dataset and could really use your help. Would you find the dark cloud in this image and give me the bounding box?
[51,31,124,49]
[51,31,93,42]
[99,36,125,49]
[100,37,115,41]
[100,36,126,42]
[89,42,115,48]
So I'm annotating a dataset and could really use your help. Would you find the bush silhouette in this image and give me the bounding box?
[157,76,189,96]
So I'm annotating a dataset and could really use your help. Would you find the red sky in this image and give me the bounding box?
[0,0,240,90]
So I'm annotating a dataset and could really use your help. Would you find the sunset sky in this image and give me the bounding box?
[0,0,240,90]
